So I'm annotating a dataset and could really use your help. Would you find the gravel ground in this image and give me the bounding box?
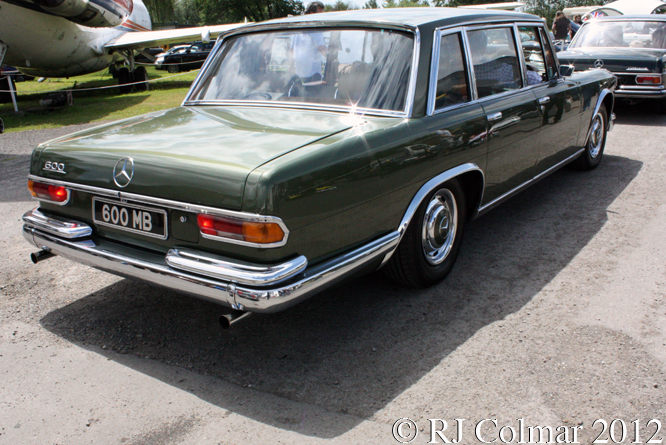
[1,103,665,445]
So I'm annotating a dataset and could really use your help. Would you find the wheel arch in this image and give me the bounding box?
[394,163,484,241]
[585,88,613,146]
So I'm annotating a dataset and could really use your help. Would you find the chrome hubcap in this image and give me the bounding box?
[588,112,605,159]
[422,189,458,265]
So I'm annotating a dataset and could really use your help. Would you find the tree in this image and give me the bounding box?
[325,1,354,11]
[383,0,430,7]
[523,0,604,26]
[143,0,176,24]
[364,0,379,8]
[196,0,304,25]
[174,0,201,25]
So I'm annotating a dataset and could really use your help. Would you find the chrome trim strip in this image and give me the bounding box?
[380,163,484,266]
[186,101,407,118]
[477,148,585,215]
[26,175,290,248]
[23,224,399,313]
[427,27,466,116]
[461,28,478,102]
[184,24,420,118]
[165,248,307,286]
[615,90,666,97]
[22,208,92,239]
[404,27,420,118]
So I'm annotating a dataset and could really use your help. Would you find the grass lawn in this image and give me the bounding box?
[0,66,199,133]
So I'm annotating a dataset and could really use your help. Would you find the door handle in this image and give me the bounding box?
[487,112,502,122]
[538,96,551,105]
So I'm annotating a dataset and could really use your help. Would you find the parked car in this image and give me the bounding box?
[558,16,666,101]
[158,41,215,73]
[153,45,190,70]
[23,8,616,324]
[134,47,164,64]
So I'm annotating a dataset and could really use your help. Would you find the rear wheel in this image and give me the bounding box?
[167,64,180,73]
[571,103,607,171]
[118,67,132,94]
[384,179,466,288]
[133,66,149,92]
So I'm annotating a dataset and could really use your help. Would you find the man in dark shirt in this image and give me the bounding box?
[552,11,571,40]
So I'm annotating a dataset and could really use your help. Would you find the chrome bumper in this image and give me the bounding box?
[23,209,399,313]
[615,88,666,99]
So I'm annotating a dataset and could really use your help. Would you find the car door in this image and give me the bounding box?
[523,26,582,174]
[465,26,542,205]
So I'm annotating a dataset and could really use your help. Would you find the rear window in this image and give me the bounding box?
[189,28,414,113]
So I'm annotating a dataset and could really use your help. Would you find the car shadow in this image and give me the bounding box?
[40,154,642,438]
[613,100,666,126]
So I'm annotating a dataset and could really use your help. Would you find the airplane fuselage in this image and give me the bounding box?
[0,0,151,77]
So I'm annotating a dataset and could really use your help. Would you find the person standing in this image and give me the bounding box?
[552,11,571,40]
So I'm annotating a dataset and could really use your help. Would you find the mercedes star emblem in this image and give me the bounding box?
[113,157,134,188]
[594,59,604,69]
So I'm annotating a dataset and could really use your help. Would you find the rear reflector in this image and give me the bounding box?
[28,180,70,204]
[197,214,286,245]
[636,75,662,85]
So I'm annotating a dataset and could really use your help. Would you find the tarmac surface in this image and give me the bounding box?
[1,103,665,444]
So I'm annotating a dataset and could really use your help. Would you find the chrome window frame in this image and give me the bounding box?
[514,22,559,92]
[427,20,551,116]
[27,175,291,248]
[427,27,473,116]
[183,24,421,119]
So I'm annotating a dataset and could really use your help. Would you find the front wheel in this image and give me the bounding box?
[384,179,466,288]
[571,103,607,171]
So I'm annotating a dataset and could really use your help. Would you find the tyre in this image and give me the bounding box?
[133,66,149,92]
[571,103,607,171]
[118,67,133,94]
[384,179,466,288]
[167,64,180,73]
[0,118,4,134]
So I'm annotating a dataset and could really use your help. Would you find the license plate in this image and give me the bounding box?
[92,197,167,239]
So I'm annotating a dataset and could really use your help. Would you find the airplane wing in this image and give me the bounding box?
[104,23,249,51]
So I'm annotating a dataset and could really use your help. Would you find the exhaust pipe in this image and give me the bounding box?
[219,309,251,329]
[31,249,55,264]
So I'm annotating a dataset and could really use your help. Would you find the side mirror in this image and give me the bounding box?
[559,65,574,77]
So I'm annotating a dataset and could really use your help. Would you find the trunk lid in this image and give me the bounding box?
[559,48,664,73]
[34,106,357,210]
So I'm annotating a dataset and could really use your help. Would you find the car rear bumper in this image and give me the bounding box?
[615,87,666,99]
[23,208,399,313]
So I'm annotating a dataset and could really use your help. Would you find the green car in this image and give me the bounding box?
[23,8,616,325]
[558,16,666,101]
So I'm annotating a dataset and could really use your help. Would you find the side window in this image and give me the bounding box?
[435,32,470,110]
[467,27,521,98]
[538,28,558,80]
[518,26,547,85]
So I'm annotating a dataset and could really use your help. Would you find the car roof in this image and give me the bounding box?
[244,7,541,30]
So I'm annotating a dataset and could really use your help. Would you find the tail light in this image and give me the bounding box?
[636,75,662,85]
[197,214,286,245]
[28,180,70,205]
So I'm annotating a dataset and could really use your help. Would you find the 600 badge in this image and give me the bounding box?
[92,197,167,239]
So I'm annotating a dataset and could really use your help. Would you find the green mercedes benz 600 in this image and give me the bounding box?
[23,8,616,324]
